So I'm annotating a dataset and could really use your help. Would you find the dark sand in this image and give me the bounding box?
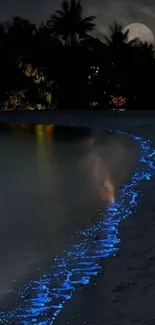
[0,111,155,324]
[54,179,155,325]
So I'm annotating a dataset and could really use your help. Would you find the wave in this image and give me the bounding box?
[0,130,155,325]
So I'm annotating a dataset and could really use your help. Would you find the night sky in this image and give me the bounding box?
[0,0,155,37]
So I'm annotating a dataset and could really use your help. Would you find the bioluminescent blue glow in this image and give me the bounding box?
[1,131,155,325]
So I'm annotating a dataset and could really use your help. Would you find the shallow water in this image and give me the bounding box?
[0,124,137,307]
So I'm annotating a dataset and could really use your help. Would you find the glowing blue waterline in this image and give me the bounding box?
[1,130,155,325]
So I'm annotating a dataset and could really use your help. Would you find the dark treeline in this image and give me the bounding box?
[0,0,155,111]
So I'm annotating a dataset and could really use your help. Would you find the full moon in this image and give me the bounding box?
[123,23,155,45]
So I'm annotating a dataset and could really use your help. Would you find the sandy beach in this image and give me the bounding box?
[49,112,155,325]
[53,177,155,325]
[0,110,155,324]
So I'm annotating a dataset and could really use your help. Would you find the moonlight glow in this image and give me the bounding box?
[123,23,155,45]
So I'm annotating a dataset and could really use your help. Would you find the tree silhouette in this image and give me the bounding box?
[126,41,155,109]
[104,22,138,49]
[0,10,155,111]
[47,0,95,45]
[102,22,140,107]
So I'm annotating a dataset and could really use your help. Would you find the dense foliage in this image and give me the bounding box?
[0,0,155,110]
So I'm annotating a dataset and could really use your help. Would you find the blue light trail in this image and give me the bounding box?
[1,130,155,325]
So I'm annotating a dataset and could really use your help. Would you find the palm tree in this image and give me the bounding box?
[6,16,36,60]
[126,41,155,109]
[6,16,36,44]
[103,22,139,106]
[104,22,138,49]
[104,22,155,110]
[47,0,95,45]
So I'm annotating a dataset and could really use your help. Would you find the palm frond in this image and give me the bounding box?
[46,0,96,42]
[81,16,95,24]
[55,10,65,17]
[103,35,111,45]
[47,15,62,26]
[128,37,139,45]
[75,0,82,16]
[62,0,69,12]
[123,29,129,40]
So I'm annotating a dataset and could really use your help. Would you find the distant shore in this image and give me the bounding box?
[1,110,155,141]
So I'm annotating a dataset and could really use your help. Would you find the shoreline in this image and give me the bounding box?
[53,132,155,325]
[54,179,155,325]
[1,110,155,145]
[1,111,155,324]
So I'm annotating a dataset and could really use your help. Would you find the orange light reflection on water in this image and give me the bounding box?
[103,179,115,204]
[92,154,115,204]
[35,125,55,137]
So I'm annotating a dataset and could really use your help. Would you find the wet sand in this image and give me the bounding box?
[0,125,137,318]
[0,112,155,324]
[54,178,155,325]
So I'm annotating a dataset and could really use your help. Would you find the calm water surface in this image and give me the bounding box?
[0,124,137,305]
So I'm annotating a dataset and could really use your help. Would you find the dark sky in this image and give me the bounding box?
[0,0,155,37]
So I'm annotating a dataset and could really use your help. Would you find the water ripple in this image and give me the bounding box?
[1,130,155,325]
